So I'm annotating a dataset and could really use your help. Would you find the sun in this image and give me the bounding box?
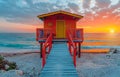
[110,29,115,33]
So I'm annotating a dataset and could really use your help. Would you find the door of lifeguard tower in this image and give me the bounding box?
[56,20,65,38]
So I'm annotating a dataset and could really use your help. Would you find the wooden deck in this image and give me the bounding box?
[38,38,82,43]
[39,43,79,77]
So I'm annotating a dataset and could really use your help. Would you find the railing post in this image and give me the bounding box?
[78,42,81,58]
[42,45,46,68]
[81,29,84,42]
[69,43,72,55]
[48,34,52,54]
[73,47,76,67]
[50,34,52,52]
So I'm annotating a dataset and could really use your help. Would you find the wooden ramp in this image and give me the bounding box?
[39,43,79,77]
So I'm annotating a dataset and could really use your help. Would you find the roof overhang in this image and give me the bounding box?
[37,10,83,20]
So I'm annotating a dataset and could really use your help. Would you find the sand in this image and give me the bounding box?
[77,53,120,77]
[0,52,41,77]
[0,51,120,77]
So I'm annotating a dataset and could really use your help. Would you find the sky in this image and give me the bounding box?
[0,0,120,33]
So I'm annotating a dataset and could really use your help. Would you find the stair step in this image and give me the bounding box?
[39,43,78,77]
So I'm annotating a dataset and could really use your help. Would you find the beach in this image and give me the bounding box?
[0,52,41,77]
[0,50,120,77]
[77,52,120,77]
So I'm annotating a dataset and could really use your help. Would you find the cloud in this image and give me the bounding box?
[82,0,91,9]
[0,0,62,26]
[96,0,111,8]
[110,0,120,9]
[67,3,79,13]
[32,0,49,4]
[112,8,120,14]
[110,0,119,5]
[0,0,120,27]
[79,0,120,25]
[90,0,96,8]
[16,0,29,8]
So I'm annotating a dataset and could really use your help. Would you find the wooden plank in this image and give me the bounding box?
[39,43,79,77]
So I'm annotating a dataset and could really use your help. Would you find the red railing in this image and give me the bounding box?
[69,28,84,42]
[66,30,77,67]
[36,28,52,41]
[68,28,83,58]
[36,28,43,41]
[42,32,53,68]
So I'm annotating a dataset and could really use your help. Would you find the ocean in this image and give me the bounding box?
[82,33,120,52]
[0,33,120,53]
[0,33,39,53]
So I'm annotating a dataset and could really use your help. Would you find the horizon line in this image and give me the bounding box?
[0,32,120,34]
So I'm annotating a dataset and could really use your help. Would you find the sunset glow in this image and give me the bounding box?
[0,0,120,33]
[110,29,115,33]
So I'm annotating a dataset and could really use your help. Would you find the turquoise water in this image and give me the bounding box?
[0,33,120,52]
[0,33,39,52]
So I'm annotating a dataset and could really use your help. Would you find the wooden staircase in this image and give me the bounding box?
[39,43,79,77]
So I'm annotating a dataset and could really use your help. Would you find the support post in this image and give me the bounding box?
[75,42,77,56]
[78,42,81,58]
[73,47,77,67]
[40,43,43,58]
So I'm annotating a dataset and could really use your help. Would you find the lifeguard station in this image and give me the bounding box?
[36,10,83,77]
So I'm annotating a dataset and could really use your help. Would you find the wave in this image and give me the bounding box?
[85,40,120,42]
[1,43,120,50]
[0,43,39,49]
[81,46,120,49]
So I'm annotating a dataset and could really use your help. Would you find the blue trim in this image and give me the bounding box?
[39,30,44,38]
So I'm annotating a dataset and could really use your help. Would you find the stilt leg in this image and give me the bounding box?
[75,42,77,56]
[40,43,43,58]
[78,42,81,58]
